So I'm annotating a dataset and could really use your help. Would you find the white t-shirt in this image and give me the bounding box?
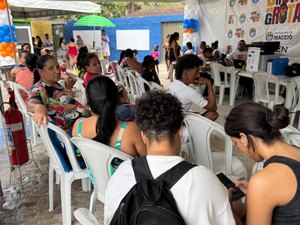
[165,80,208,112]
[101,34,110,55]
[104,156,236,225]
[198,53,207,65]
[225,50,248,62]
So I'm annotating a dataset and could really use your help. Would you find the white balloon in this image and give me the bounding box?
[60,32,64,37]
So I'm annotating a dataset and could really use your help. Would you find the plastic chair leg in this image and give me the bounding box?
[30,119,37,146]
[219,86,225,105]
[49,163,54,212]
[61,177,72,225]
[81,177,91,192]
[89,190,97,213]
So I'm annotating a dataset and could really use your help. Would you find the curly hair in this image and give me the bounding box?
[135,91,183,143]
[175,54,203,80]
[225,102,289,150]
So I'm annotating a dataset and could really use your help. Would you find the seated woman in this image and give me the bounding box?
[225,102,300,225]
[27,55,90,132]
[72,76,146,172]
[83,53,102,87]
[15,53,38,103]
[141,55,161,91]
[120,48,142,73]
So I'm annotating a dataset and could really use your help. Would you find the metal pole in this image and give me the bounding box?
[5,0,17,64]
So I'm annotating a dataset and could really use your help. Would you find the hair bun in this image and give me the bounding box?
[267,105,289,129]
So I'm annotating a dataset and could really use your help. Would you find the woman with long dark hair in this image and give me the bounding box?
[168,32,181,81]
[225,102,300,225]
[72,76,146,160]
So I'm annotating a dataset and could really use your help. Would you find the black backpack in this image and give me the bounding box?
[110,156,196,225]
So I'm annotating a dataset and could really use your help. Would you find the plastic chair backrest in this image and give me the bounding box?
[100,59,110,75]
[126,70,142,98]
[76,78,87,105]
[116,64,130,90]
[184,112,233,174]
[210,62,229,86]
[37,122,84,173]
[253,72,281,103]
[70,137,131,203]
[281,126,300,147]
[13,83,29,113]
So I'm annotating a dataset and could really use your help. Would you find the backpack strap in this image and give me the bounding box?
[156,161,197,189]
[132,156,196,189]
[132,156,154,182]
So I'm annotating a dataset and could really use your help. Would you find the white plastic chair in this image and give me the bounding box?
[253,72,285,109]
[252,125,300,176]
[116,64,130,92]
[137,76,163,94]
[184,113,247,179]
[76,78,87,106]
[210,62,231,105]
[288,77,300,129]
[74,208,100,225]
[37,123,91,225]
[100,58,115,79]
[13,82,39,146]
[126,70,142,102]
[70,137,131,212]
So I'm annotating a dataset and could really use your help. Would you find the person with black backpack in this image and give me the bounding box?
[104,91,236,225]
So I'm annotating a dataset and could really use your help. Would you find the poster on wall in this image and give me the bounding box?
[226,0,300,57]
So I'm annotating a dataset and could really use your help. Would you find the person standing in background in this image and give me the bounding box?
[162,34,171,73]
[67,38,79,69]
[101,29,110,60]
[76,35,84,48]
[150,44,160,75]
[35,36,43,56]
[43,33,53,47]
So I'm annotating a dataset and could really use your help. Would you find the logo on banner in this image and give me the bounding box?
[238,0,248,5]
[228,30,233,38]
[230,0,236,7]
[249,28,256,37]
[252,0,259,4]
[266,32,273,41]
[250,11,260,22]
[228,15,235,24]
[239,14,246,23]
[235,28,245,38]
[265,0,300,25]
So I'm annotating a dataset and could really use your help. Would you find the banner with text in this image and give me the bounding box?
[226,0,300,57]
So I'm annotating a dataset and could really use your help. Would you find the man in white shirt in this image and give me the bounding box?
[104,91,237,225]
[225,39,248,65]
[43,33,53,47]
[166,54,218,121]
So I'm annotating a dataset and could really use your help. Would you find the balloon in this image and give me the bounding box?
[11,26,16,32]
[181,45,187,52]
[13,36,17,42]
[3,25,9,33]
[184,29,189,33]
[0,2,6,10]
[188,28,194,33]
[4,35,11,42]
[0,29,4,37]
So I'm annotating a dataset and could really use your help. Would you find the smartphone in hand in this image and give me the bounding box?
[217,173,245,201]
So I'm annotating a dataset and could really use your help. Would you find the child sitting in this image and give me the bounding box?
[83,53,102,86]
[141,55,161,91]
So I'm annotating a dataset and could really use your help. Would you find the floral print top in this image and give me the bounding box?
[30,81,90,132]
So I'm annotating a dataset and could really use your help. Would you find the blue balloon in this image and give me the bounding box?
[4,35,11,42]
[181,45,187,52]
[13,36,18,42]
[2,25,10,33]
[0,30,4,37]
[11,26,16,32]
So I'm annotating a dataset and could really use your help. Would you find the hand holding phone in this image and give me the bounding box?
[217,173,245,201]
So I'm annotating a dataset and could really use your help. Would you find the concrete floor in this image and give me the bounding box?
[0,63,255,225]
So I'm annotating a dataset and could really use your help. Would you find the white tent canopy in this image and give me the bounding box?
[8,0,101,18]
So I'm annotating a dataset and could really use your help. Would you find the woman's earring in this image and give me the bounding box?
[244,144,248,147]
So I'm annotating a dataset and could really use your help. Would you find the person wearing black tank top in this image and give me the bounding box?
[225,102,300,225]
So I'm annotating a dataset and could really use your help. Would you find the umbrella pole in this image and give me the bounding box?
[93,26,95,49]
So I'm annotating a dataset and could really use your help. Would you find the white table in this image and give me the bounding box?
[228,69,292,108]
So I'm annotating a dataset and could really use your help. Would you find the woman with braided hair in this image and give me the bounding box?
[225,102,300,225]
